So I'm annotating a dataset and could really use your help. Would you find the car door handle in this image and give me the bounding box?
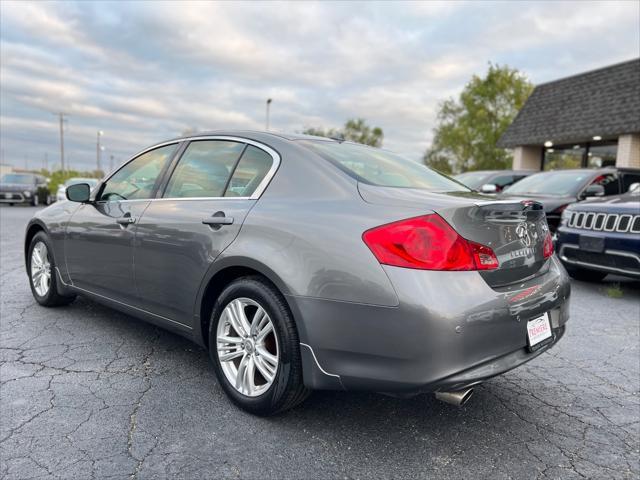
[202,216,234,226]
[116,217,136,225]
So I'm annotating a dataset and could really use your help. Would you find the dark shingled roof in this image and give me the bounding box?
[498,59,640,148]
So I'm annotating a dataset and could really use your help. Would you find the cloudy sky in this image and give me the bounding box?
[1,1,639,171]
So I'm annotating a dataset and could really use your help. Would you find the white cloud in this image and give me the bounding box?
[0,0,638,170]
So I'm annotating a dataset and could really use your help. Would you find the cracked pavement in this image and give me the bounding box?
[1,205,639,479]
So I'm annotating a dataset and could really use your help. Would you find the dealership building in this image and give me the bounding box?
[498,58,640,171]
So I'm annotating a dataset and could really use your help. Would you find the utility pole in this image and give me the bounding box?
[266,98,272,131]
[44,152,48,171]
[96,130,104,172]
[54,112,67,172]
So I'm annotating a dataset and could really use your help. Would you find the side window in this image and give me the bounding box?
[101,144,176,201]
[225,146,274,197]
[621,172,640,192]
[491,175,514,190]
[164,141,244,198]
[590,173,619,196]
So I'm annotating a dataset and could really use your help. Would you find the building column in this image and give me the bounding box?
[512,146,542,170]
[616,134,640,168]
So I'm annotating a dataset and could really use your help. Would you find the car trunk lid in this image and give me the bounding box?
[358,184,551,287]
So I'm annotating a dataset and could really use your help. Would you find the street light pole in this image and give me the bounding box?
[96,130,104,172]
[54,112,67,173]
[266,98,272,131]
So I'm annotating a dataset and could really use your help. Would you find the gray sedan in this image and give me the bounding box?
[24,131,570,415]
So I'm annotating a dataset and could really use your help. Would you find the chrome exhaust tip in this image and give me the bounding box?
[435,388,474,407]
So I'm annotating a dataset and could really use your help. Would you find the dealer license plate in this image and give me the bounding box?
[527,313,552,351]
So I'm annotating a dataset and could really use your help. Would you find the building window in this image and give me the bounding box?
[543,141,617,170]
[587,142,617,168]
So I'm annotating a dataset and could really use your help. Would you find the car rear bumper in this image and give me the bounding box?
[292,255,571,392]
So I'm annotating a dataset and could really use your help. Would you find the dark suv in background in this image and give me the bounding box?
[499,167,640,231]
[0,173,50,206]
[556,186,640,281]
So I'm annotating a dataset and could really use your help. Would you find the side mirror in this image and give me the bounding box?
[581,184,605,199]
[66,183,91,203]
[480,183,498,194]
[627,182,640,193]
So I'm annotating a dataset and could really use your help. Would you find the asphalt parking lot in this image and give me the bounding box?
[1,205,638,480]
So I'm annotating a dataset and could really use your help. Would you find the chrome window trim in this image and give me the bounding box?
[98,135,281,203]
[604,213,619,232]
[559,244,640,277]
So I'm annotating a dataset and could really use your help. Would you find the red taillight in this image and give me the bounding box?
[362,214,499,271]
[543,231,554,259]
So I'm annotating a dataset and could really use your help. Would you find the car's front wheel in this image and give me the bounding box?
[209,277,309,415]
[28,232,76,306]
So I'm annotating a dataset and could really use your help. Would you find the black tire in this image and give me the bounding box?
[30,194,39,207]
[27,231,76,307]
[208,276,310,415]
[566,266,608,282]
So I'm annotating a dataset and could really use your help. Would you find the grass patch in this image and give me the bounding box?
[605,283,624,298]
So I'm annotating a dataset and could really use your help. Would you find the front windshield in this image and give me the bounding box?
[504,171,590,196]
[301,141,468,192]
[454,172,492,189]
[1,173,34,184]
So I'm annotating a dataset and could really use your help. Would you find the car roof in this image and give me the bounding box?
[163,130,341,144]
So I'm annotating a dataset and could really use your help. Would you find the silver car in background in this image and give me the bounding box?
[24,131,570,415]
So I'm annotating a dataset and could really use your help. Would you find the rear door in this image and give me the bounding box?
[134,138,278,326]
[65,143,178,305]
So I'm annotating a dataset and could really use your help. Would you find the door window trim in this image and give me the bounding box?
[154,135,281,202]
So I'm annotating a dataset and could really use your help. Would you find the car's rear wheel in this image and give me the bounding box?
[28,232,76,306]
[566,266,608,282]
[209,277,309,415]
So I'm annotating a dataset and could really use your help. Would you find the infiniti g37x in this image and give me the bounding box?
[25,132,570,415]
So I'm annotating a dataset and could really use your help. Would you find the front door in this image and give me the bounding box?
[64,143,178,305]
[134,140,276,326]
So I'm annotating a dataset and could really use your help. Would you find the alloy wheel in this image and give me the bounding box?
[216,297,279,397]
[31,241,51,296]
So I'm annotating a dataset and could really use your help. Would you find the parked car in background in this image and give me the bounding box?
[56,178,99,202]
[500,167,640,232]
[556,185,640,281]
[24,131,570,415]
[454,170,535,193]
[0,173,50,206]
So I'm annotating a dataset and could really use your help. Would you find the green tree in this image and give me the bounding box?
[302,118,384,147]
[424,63,533,174]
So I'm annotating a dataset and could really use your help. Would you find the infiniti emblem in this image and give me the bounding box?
[515,222,537,247]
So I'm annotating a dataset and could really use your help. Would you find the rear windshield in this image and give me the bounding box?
[301,141,468,192]
[504,171,591,196]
